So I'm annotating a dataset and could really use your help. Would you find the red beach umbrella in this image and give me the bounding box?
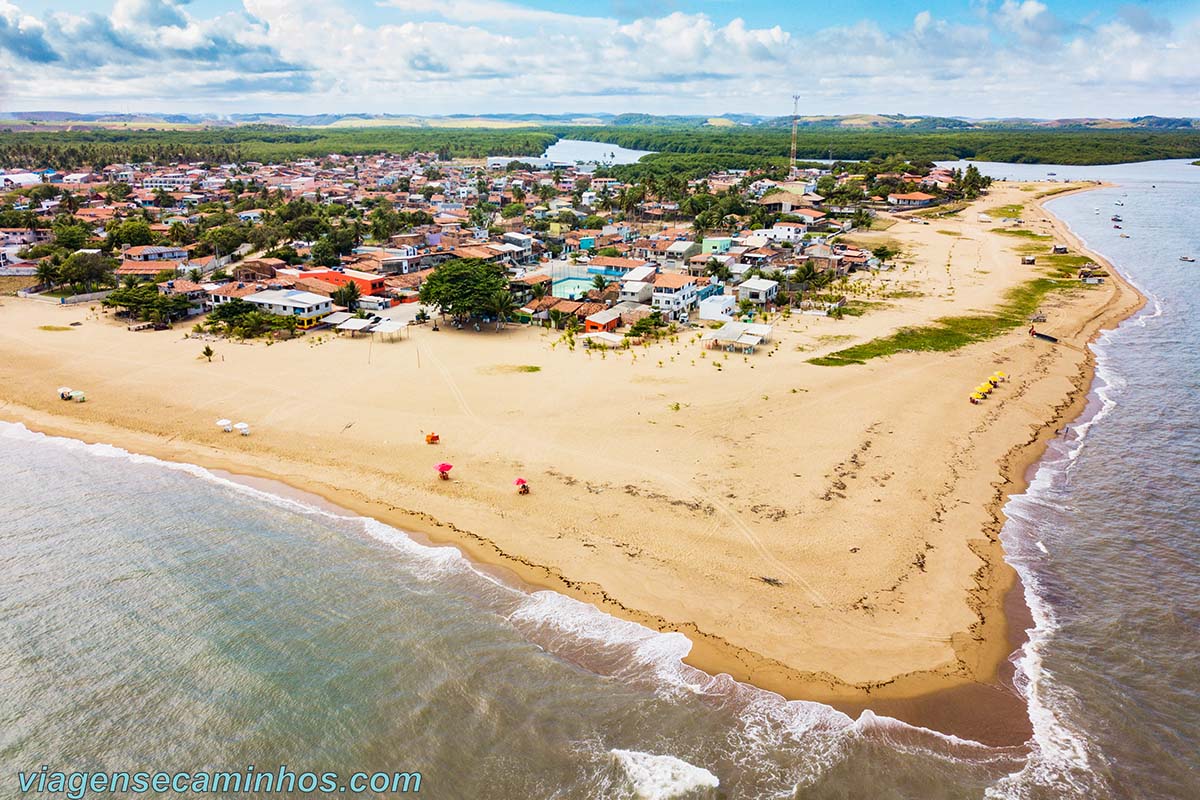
[436,463,453,473]
[513,478,527,486]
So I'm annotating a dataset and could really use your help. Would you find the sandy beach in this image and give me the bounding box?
[0,183,1142,745]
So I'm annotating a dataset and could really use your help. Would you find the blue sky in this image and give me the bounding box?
[2,0,1198,116]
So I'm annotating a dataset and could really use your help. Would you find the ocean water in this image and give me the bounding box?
[2,161,1198,798]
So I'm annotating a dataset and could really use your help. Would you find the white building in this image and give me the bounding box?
[618,281,652,304]
[143,174,193,190]
[244,289,332,329]
[650,273,698,319]
[698,295,736,322]
[738,278,779,306]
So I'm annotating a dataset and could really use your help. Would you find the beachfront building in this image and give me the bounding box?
[650,273,698,320]
[887,192,938,209]
[698,295,736,322]
[584,308,622,333]
[244,289,333,329]
[738,278,779,307]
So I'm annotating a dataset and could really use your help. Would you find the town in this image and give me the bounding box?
[1,149,991,349]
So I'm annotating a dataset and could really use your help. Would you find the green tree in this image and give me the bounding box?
[484,290,519,330]
[59,251,116,292]
[52,219,90,252]
[418,259,509,323]
[110,218,153,248]
[501,202,526,219]
[310,237,340,267]
[332,281,361,310]
[201,345,215,362]
[591,274,609,291]
[35,260,59,290]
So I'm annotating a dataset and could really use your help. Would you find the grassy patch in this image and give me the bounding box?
[1035,185,1082,199]
[38,325,73,331]
[995,228,1052,240]
[988,203,1025,219]
[485,364,542,374]
[936,229,962,236]
[809,276,1067,366]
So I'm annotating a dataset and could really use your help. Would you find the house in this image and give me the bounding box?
[738,278,779,307]
[756,192,811,214]
[0,228,51,246]
[502,232,536,264]
[157,279,206,315]
[698,295,736,322]
[650,272,698,320]
[244,289,332,329]
[701,237,733,255]
[279,267,388,297]
[116,259,185,279]
[142,173,193,190]
[663,240,700,268]
[584,308,622,333]
[121,244,188,262]
[887,192,938,209]
[618,281,653,304]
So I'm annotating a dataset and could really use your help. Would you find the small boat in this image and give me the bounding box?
[1111,215,1122,222]
[1113,225,1122,229]
[1047,172,1057,176]
[1114,201,1124,206]
[1180,256,1196,263]
[1120,234,1130,239]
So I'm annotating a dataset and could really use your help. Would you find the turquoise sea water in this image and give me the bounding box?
[2,161,1198,798]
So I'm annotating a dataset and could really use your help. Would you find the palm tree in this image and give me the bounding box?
[486,290,519,331]
[547,308,566,330]
[201,345,215,362]
[530,281,548,301]
[791,263,818,294]
[332,281,361,311]
[188,268,202,283]
[591,274,609,291]
[35,261,59,291]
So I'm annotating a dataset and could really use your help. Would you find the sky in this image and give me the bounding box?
[1,0,1198,118]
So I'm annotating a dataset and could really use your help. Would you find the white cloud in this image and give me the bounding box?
[0,0,1196,117]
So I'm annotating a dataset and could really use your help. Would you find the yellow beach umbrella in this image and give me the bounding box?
[971,392,986,400]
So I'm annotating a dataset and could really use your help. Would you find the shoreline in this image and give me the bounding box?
[0,183,1144,747]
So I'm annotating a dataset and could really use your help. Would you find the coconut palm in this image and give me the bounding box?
[591,274,609,291]
[486,290,519,330]
[530,281,548,301]
[547,308,566,330]
[35,261,59,291]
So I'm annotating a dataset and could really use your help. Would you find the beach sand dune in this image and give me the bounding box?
[0,184,1139,744]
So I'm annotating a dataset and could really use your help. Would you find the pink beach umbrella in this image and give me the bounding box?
[513,478,527,486]
[436,462,453,478]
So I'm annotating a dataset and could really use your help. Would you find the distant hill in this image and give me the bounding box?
[1,111,1197,132]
